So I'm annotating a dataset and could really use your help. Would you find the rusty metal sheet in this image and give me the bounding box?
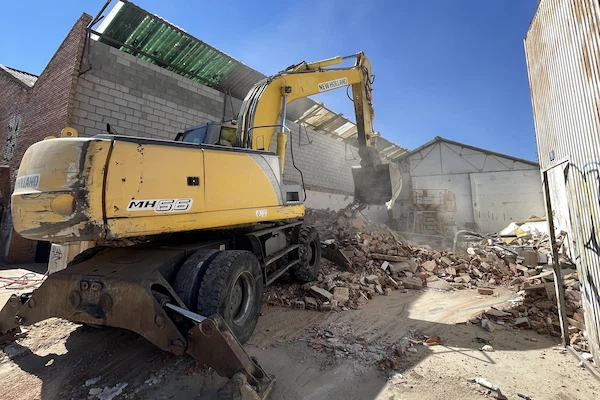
[525,0,600,363]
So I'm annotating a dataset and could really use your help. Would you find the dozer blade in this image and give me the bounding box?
[352,163,402,208]
[166,304,274,400]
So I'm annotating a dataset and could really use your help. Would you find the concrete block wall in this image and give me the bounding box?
[71,41,224,139]
[73,40,360,197]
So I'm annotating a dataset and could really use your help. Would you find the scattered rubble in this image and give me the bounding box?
[263,206,587,354]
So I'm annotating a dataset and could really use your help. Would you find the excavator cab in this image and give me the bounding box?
[176,122,237,147]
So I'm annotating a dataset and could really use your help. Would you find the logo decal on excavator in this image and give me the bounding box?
[318,77,348,92]
[15,174,40,190]
[127,198,193,213]
[255,210,268,218]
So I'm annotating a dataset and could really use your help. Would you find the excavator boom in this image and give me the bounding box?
[236,52,402,207]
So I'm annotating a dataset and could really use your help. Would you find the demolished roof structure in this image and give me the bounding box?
[89,0,408,161]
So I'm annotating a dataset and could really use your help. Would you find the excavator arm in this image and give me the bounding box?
[236,52,402,207]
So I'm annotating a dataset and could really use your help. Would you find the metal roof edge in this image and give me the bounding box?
[0,64,37,89]
[394,136,539,167]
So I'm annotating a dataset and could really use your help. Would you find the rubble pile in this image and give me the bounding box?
[273,206,538,310]
[265,206,587,348]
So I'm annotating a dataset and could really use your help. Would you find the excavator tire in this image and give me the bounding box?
[173,249,221,310]
[291,226,321,283]
[196,250,263,344]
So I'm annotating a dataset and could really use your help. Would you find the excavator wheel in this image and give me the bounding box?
[196,250,263,344]
[291,226,322,283]
[173,249,221,310]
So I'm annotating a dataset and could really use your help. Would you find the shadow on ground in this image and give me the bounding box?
[0,288,559,400]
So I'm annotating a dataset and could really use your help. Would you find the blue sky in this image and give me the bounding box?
[0,0,539,161]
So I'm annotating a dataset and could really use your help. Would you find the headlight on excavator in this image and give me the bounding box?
[50,194,76,216]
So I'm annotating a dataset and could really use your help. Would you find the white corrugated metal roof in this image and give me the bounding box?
[0,64,38,87]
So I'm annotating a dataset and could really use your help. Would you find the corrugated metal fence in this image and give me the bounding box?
[525,0,600,363]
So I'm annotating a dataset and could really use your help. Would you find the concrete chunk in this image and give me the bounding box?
[309,286,333,302]
[514,317,531,328]
[402,277,423,290]
[333,287,350,303]
[440,256,453,266]
[422,260,437,272]
[304,296,318,310]
[482,319,496,333]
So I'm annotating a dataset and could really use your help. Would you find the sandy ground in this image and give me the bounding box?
[0,265,598,400]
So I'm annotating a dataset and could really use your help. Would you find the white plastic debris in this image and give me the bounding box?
[85,377,101,387]
[481,345,494,352]
[468,377,498,391]
[95,383,128,400]
[582,352,594,362]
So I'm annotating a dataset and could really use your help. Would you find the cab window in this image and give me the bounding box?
[182,125,208,144]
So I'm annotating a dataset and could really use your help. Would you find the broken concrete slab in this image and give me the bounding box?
[440,256,453,267]
[514,317,531,328]
[389,262,409,273]
[309,286,333,302]
[371,254,407,262]
[482,319,496,333]
[333,287,349,303]
[402,277,423,290]
[422,260,437,272]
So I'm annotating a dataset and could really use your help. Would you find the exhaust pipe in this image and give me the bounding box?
[352,163,402,209]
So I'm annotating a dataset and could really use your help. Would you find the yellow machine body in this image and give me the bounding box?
[12,135,303,242]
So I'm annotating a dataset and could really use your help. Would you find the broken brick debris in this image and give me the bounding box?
[261,206,585,346]
[333,287,350,303]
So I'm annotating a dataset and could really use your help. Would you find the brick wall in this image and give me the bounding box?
[0,13,91,264]
[73,40,358,195]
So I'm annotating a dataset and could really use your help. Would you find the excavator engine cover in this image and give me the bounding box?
[352,163,402,208]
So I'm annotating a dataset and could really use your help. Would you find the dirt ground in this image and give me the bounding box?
[1,267,599,400]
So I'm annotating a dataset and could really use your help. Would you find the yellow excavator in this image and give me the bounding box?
[0,52,401,399]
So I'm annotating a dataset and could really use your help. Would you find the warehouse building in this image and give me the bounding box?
[393,136,545,235]
[0,2,406,264]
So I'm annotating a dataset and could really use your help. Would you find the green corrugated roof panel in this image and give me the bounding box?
[92,1,408,161]
[98,2,236,87]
